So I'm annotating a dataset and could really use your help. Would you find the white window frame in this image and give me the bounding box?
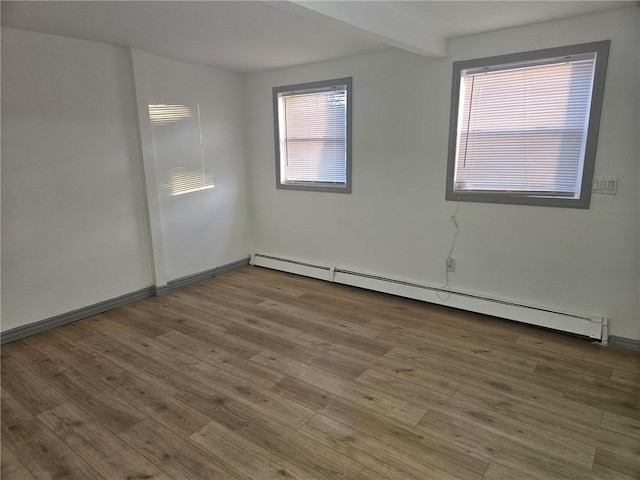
[273,78,352,193]
[446,41,610,208]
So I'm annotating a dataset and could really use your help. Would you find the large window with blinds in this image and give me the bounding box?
[446,41,609,208]
[273,78,352,193]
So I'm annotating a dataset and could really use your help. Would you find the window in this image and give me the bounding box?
[273,78,352,193]
[446,41,609,208]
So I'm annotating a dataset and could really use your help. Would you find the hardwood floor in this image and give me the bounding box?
[2,266,639,480]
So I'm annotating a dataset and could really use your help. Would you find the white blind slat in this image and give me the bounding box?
[279,87,347,184]
[455,56,596,196]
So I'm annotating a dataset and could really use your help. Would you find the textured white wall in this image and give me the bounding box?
[1,30,252,332]
[2,7,637,340]
[245,8,640,340]
[132,52,251,282]
[1,28,153,330]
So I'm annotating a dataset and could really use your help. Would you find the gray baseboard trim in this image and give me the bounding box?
[167,257,250,290]
[167,267,218,290]
[0,257,250,345]
[215,257,251,276]
[154,285,170,297]
[609,335,640,351]
[0,287,154,345]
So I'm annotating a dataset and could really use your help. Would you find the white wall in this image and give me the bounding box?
[245,7,640,340]
[1,28,153,330]
[2,8,638,341]
[131,52,251,282]
[1,29,252,332]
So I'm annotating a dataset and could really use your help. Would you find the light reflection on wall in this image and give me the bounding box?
[149,103,215,196]
[165,167,214,196]
[148,104,192,124]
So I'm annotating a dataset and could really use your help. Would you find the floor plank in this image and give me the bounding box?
[324,399,489,479]
[4,343,145,435]
[3,467,38,480]
[592,447,640,480]
[1,348,68,416]
[600,411,640,440]
[480,461,539,480]
[189,420,317,480]
[118,418,244,480]
[417,410,603,480]
[37,402,171,480]
[565,376,640,420]
[2,266,639,480]
[197,401,365,480]
[1,390,102,480]
[300,413,470,480]
[1,443,26,477]
[252,349,427,425]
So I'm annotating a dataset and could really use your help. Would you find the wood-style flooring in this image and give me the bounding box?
[2,266,639,480]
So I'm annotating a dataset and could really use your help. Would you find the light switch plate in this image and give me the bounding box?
[592,177,617,195]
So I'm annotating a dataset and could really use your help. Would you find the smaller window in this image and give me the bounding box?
[273,78,352,193]
[446,41,609,208]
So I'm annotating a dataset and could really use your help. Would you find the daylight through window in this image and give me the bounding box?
[446,41,609,208]
[273,78,352,193]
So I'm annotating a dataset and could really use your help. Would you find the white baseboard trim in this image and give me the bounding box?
[250,252,609,342]
[1,257,250,345]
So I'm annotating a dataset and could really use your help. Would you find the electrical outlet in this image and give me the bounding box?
[446,257,455,272]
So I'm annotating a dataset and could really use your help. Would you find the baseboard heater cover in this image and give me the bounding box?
[250,252,608,342]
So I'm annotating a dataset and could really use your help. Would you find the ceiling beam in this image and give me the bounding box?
[274,1,447,58]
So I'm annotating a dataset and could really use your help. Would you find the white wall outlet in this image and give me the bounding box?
[446,257,455,272]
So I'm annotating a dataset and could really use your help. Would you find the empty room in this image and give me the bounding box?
[2,1,639,479]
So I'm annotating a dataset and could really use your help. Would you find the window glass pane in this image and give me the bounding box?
[273,78,352,193]
[446,41,609,208]
[280,88,347,184]
[455,56,595,196]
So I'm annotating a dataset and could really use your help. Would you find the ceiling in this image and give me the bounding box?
[2,1,634,73]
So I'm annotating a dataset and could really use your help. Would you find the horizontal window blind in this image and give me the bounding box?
[454,54,596,197]
[278,87,347,185]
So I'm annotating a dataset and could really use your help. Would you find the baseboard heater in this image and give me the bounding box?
[250,252,608,343]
